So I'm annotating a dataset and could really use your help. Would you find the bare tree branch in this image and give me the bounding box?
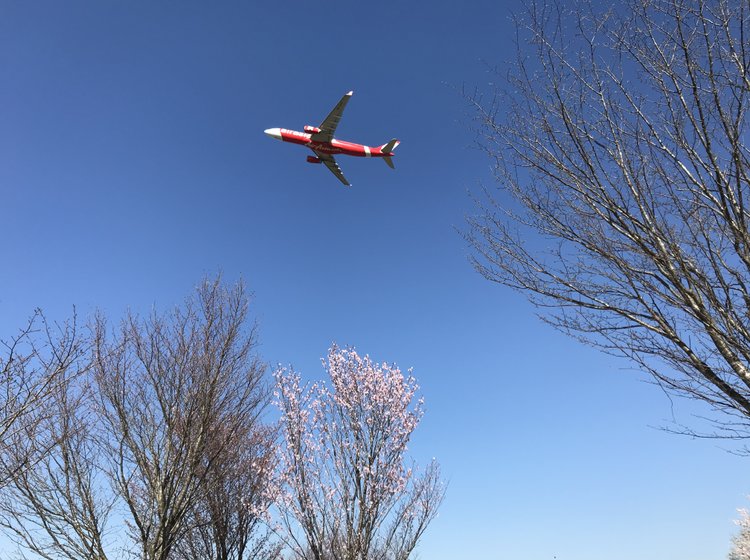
[0,370,112,560]
[0,278,275,560]
[174,421,280,560]
[466,0,750,442]
[0,311,86,489]
[93,278,270,560]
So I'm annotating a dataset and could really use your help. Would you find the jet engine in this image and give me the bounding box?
[303,125,321,134]
[306,156,322,164]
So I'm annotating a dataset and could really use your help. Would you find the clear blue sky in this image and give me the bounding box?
[0,2,746,559]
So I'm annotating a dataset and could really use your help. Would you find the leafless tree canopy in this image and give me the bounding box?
[0,311,86,489]
[0,279,276,560]
[467,0,750,439]
[173,422,280,560]
[0,371,111,560]
[93,278,270,560]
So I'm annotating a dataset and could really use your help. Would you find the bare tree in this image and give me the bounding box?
[0,280,275,560]
[174,421,280,560]
[274,346,444,560]
[466,0,750,440]
[0,311,85,489]
[0,279,274,560]
[0,372,111,560]
[92,278,270,560]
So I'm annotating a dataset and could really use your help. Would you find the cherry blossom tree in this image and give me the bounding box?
[730,508,750,560]
[274,346,444,560]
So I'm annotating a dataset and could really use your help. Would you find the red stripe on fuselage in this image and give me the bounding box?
[279,128,384,158]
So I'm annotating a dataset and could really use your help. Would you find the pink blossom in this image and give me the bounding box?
[272,345,444,560]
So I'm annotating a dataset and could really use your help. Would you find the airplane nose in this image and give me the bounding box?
[264,128,282,140]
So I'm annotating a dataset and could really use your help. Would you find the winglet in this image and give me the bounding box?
[346,90,353,96]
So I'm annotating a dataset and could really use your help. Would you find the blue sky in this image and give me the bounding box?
[0,2,747,559]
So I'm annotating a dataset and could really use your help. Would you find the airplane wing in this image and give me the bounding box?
[311,91,353,143]
[314,151,351,186]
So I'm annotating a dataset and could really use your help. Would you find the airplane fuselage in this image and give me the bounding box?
[264,128,389,158]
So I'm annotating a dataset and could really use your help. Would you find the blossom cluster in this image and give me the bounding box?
[272,345,442,560]
[731,508,750,560]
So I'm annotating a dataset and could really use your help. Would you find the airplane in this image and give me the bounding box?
[264,91,399,187]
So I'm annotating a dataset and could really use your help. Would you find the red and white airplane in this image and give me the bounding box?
[264,91,399,187]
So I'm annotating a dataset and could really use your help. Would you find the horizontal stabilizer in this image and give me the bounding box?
[381,139,400,154]
[383,156,395,169]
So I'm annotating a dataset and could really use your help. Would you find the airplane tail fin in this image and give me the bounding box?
[380,139,400,154]
[380,139,399,170]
